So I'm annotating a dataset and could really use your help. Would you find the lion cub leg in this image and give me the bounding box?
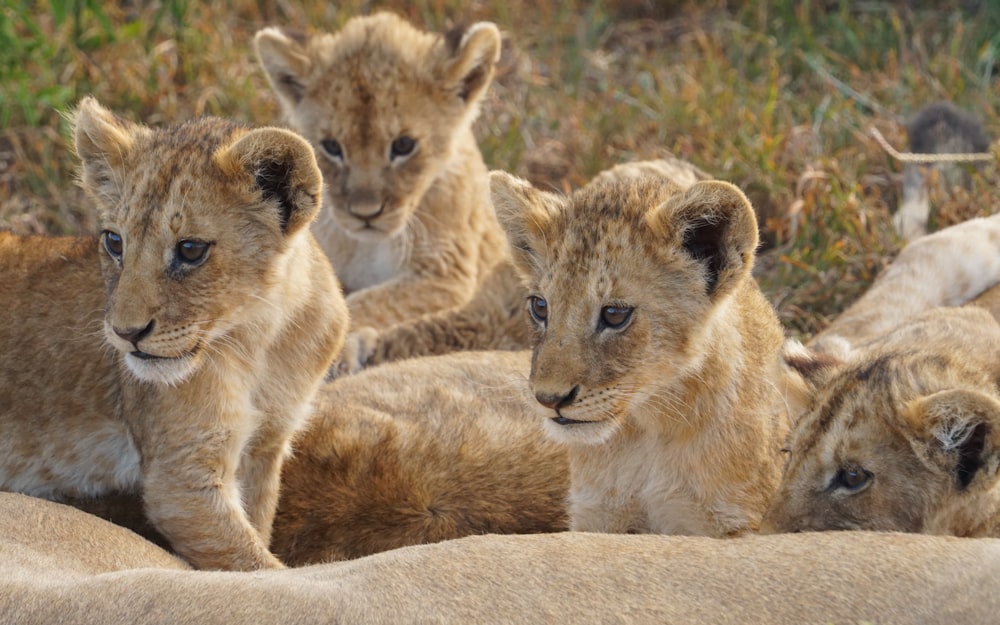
[141,429,282,570]
[237,430,295,547]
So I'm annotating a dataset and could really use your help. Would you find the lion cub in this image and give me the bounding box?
[491,167,805,536]
[254,12,506,330]
[765,307,1000,537]
[0,98,347,570]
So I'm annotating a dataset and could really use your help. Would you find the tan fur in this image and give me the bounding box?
[337,157,710,374]
[255,13,506,331]
[5,493,1000,625]
[0,98,347,570]
[491,166,806,536]
[272,350,568,564]
[764,307,1000,536]
[812,212,1000,352]
[65,351,568,563]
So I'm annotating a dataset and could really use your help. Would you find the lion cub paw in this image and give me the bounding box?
[333,327,380,377]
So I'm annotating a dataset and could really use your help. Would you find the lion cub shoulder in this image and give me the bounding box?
[0,98,347,570]
[491,163,804,536]
[255,12,506,330]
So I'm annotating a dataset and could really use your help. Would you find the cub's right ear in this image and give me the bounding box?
[907,389,1000,491]
[255,27,312,107]
[490,171,563,280]
[73,97,142,205]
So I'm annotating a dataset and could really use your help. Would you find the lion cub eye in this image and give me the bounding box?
[390,136,417,160]
[599,305,633,330]
[528,296,548,324]
[831,465,873,493]
[319,139,343,161]
[176,240,210,265]
[102,230,124,260]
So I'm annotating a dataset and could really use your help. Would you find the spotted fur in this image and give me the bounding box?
[255,12,506,331]
[0,98,348,570]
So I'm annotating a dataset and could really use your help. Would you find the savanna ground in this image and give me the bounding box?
[1,0,998,336]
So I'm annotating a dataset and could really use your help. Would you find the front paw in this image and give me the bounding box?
[332,326,380,377]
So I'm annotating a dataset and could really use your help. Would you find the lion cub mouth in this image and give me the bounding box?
[551,414,593,426]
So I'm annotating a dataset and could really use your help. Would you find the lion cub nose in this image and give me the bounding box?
[114,320,155,347]
[535,385,580,410]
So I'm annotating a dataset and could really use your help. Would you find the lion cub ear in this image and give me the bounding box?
[73,97,142,205]
[254,27,312,107]
[216,128,323,236]
[907,389,1000,490]
[491,171,563,279]
[650,180,759,298]
[439,22,501,105]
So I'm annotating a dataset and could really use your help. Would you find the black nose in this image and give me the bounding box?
[114,320,154,347]
[535,385,580,410]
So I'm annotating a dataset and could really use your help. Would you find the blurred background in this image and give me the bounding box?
[1,0,997,336]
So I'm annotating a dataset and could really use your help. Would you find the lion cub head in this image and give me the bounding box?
[254,12,501,240]
[764,307,1000,537]
[491,169,759,446]
[74,97,323,386]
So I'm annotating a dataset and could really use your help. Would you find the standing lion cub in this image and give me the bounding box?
[0,98,348,570]
[491,167,807,536]
[254,12,506,330]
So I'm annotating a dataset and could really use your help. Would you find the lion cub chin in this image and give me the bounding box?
[254,12,507,331]
[491,167,807,536]
[0,98,348,571]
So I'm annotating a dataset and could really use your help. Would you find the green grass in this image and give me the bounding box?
[1,0,997,336]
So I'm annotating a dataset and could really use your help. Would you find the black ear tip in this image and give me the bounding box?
[956,422,989,489]
[255,159,296,232]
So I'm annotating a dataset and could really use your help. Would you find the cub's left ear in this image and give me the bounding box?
[908,389,1000,490]
[439,21,501,104]
[649,180,759,298]
[217,128,322,236]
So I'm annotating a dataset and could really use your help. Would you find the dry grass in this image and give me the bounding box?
[2,0,998,336]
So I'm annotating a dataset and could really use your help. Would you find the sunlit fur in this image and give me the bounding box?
[764,307,1000,537]
[492,163,809,537]
[0,98,348,571]
[255,12,506,331]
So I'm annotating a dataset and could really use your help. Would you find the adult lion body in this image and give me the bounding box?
[5,493,1000,625]
[0,98,347,570]
[255,12,506,331]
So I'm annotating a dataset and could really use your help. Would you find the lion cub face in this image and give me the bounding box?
[75,99,321,386]
[254,12,501,241]
[764,308,1000,536]
[492,171,759,446]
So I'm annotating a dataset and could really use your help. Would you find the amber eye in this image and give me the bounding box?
[832,465,872,493]
[320,139,343,160]
[390,136,417,159]
[176,240,210,265]
[600,305,633,330]
[528,296,548,323]
[103,231,123,259]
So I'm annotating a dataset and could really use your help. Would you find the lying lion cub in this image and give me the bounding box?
[0,98,347,570]
[764,306,1000,536]
[491,166,807,536]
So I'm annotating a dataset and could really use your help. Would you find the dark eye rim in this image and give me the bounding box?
[102,230,123,259]
[527,295,548,324]
[599,305,634,330]
[319,139,343,160]
[176,239,212,265]
[390,135,417,159]
[833,465,873,493]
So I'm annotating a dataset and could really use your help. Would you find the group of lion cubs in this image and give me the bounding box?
[2,11,999,572]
